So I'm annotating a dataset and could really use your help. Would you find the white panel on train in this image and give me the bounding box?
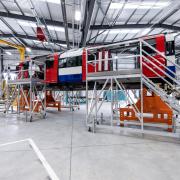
[59,66,82,75]
[98,51,102,71]
[104,51,109,71]
[60,48,83,59]
[165,34,175,42]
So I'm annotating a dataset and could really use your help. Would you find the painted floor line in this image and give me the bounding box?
[0,138,60,180]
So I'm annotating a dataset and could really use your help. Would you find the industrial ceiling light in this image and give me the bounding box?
[110,3,123,9]
[75,11,81,21]
[26,47,32,52]
[47,25,65,32]
[5,51,12,55]
[110,1,170,9]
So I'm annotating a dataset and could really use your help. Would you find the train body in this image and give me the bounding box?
[17,33,176,89]
[46,33,175,86]
[57,48,111,83]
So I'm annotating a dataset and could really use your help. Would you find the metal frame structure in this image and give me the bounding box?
[2,59,46,122]
[0,0,180,52]
[85,38,180,137]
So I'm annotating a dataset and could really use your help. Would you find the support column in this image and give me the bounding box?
[0,49,3,73]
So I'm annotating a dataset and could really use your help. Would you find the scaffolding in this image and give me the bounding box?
[85,38,180,137]
[2,60,46,122]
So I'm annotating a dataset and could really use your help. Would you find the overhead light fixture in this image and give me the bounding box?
[39,0,61,4]
[47,25,65,32]
[26,47,32,52]
[5,51,12,55]
[18,20,65,32]
[75,11,81,21]
[110,1,170,9]
[110,3,123,9]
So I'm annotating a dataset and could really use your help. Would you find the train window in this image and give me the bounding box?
[142,38,156,56]
[59,58,67,68]
[46,60,54,68]
[166,41,175,56]
[67,57,77,67]
[76,56,82,66]
[59,56,82,68]
[88,54,96,61]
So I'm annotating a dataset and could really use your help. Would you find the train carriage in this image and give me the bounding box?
[18,33,176,90]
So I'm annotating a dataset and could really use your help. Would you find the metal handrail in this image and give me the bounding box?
[142,61,180,95]
[142,49,177,78]
[141,39,180,70]
[142,55,180,86]
[142,75,180,112]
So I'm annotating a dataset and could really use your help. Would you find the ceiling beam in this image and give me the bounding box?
[80,0,96,47]
[0,33,76,46]
[1,11,180,33]
[159,6,180,24]
[61,0,70,49]
[0,11,79,29]
[90,24,180,31]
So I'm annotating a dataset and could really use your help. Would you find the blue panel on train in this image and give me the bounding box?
[166,66,176,78]
[58,74,82,83]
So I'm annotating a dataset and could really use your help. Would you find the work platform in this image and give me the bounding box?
[85,37,180,137]
[1,60,46,122]
[87,69,141,82]
[8,78,45,85]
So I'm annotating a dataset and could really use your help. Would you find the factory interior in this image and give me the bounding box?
[0,0,180,180]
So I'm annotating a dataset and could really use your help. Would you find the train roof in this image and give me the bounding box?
[59,48,84,59]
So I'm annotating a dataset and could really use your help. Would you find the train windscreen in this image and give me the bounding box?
[59,56,82,68]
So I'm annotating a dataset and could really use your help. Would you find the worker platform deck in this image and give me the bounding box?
[87,69,141,83]
[8,78,45,85]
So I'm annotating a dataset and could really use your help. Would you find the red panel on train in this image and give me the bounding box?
[46,54,58,83]
[142,35,166,78]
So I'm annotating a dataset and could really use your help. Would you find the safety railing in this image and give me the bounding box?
[139,39,180,112]
[86,54,140,75]
[4,60,46,83]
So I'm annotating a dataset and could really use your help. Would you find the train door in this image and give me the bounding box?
[46,54,58,83]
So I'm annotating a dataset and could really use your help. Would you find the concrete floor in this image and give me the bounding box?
[0,105,180,180]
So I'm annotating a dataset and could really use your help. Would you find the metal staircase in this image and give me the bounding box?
[142,75,180,113]
[140,39,180,114]
[85,36,180,135]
